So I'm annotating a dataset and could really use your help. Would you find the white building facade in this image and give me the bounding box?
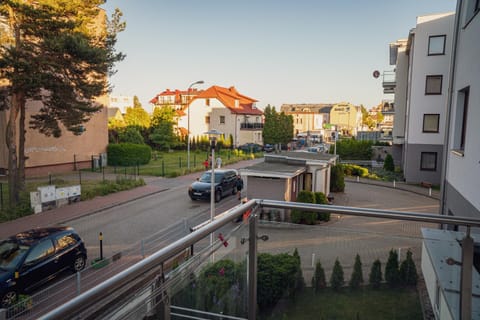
[402,13,455,185]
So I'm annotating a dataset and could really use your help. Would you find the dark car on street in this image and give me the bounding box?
[0,226,87,307]
[188,169,238,202]
[238,143,263,153]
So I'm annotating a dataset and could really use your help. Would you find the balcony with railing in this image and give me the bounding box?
[382,71,396,94]
[240,122,264,130]
[15,199,480,320]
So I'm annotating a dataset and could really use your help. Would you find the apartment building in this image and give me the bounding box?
[388,13,455,185]
[280,103,332,138]
[329,102,362,136]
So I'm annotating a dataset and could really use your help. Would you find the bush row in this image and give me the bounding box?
[291,190,331,224]
[312,248,418,292]
[107,143,152,166]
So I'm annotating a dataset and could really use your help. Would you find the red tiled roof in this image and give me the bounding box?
[149,88,203,104]
[195,85,262,115]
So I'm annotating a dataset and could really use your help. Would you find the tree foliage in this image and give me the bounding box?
[369,259,383,289]
[383,154,394,171]
[330,258,344,291]
[399,249,418,286]
[149,106,180,151]
[257,252,301,309]
[123,105,150,128]
[0,0,125,206]
[312,261,326,293]
[349,254,364,289]
[385,249,400,288]
[118,126,144,144]
[263,104,293,149]
[330,164,345,192]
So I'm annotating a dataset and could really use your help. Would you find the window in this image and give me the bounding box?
[464,0,480,26]
[420,152,437,171]
[55,233,77,251]
[220,116,225,124]
[423,114,440,133]
[453,86,469,152]
[25,240,55,264]
[425,75,443,95]
[428,35,446,55]
[205,116,210,124]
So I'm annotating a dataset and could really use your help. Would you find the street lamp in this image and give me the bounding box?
[187,80,204,172]
[205,129,222,246]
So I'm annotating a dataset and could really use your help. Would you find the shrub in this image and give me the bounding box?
[331,139,373,159]
[118,126,145,144]
[292,248,305,293]
[399,249,418,286]
[312,261,326,293]
[330,164,345,192]
[314,192,330,221]
[383,154,394,171]
[258,252,301,309]
[349,254,364,289]
[330,258,344,291]
[385,249,400,287]
[107,143,152,166]
[369,259,382,289]
[291,190,317,225]
[342,164,369,177]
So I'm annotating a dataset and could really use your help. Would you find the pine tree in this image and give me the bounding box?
[385,249,400,287]
[399,249,418,286]
[349,254,364,289]
[330,258,344,291]
[383,154,395,171]
[0,0,125,206]
[369,259,382,289]
[312,261,326,293]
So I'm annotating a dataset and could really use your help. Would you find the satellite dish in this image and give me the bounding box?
[373,70,380,78]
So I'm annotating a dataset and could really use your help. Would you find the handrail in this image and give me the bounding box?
[39,198,480,319]
[260,200,480,228]
[38,200,257,320]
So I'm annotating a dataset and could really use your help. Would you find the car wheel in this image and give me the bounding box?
[215,190,222,203]
[73,255,86,272]
[1,290,17,308]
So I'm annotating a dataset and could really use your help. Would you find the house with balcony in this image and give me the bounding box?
[149,88,202,112]
[387,13,455,185]
[177,85,263,147]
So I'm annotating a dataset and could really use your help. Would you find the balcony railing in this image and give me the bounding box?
[38,200,480,320]
[240,123,263,130]
[382,71,396,94]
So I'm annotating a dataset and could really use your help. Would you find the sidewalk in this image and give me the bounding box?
[344,176,441,200]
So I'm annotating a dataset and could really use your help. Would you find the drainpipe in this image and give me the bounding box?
[440,2,461,219]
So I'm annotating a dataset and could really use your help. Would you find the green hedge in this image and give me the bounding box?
[107,143,152,166]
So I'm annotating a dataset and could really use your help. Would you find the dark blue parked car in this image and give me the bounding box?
[0,226,87,307]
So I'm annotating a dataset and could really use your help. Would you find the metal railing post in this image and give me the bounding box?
[460,228,473,320]
[248,211,258,320]
[76,272,81,295]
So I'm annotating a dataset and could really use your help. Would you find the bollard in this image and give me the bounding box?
[49,173,52,185]
[429,187,432,197]
[356,176,359,182]
[393,179,396,188]
[312,253,315,268]
[79,170,82,185]
[76,271,81,295]
[99,232,103,261]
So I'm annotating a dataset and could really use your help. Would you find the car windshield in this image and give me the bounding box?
[199,172,223,184]
[0,240,29,271]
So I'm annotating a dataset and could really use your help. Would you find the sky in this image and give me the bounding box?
[102,0,457,112]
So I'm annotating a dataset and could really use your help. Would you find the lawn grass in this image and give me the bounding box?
[104,149,263,177]
[260,286,423,320]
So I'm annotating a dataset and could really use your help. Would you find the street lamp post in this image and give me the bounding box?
[205,129,222,246]
[187,80,204,172]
